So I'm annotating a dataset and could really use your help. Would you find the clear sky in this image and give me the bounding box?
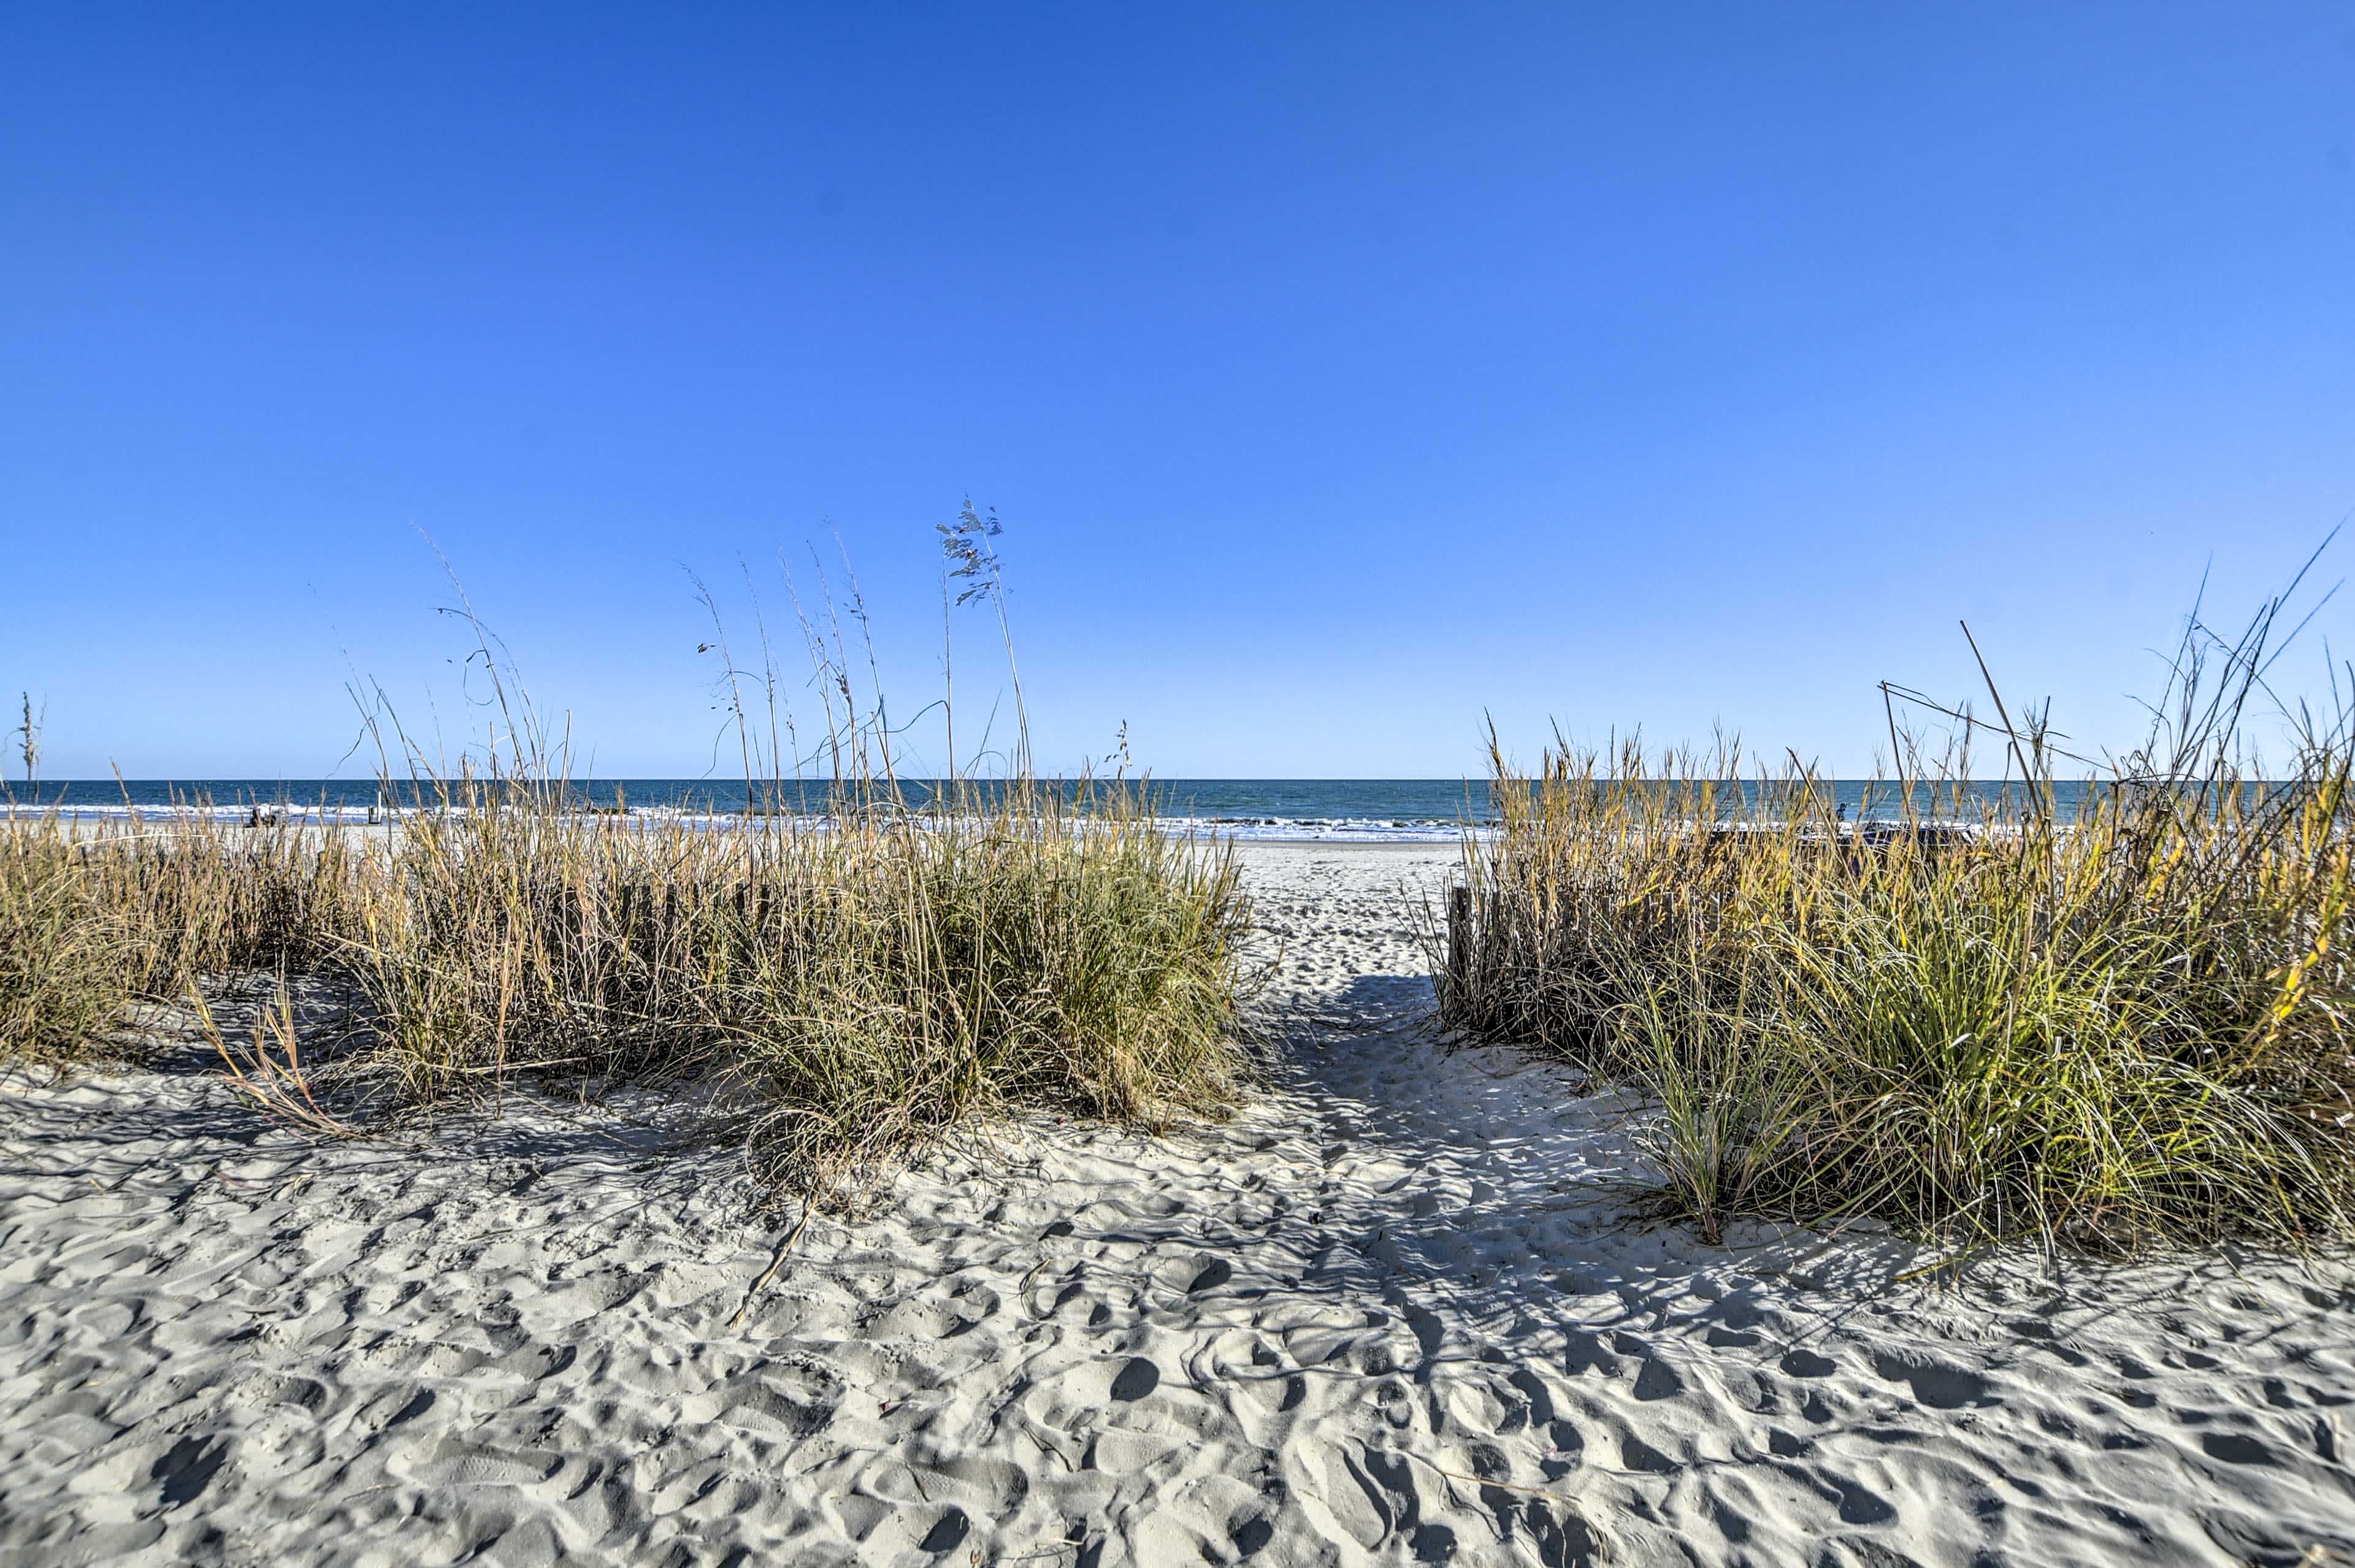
[4,4,2351,779]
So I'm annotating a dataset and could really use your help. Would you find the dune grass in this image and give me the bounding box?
[345,769,1250,1189]
[1435,601,2355,1254]
[0,808,364,1071]
[0,820,132,1071]
[1,522,1253,1197]
[0,778,1249,1193]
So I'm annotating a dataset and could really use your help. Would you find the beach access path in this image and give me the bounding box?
[4,842,2353,1566]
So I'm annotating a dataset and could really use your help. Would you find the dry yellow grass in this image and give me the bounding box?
[3,518,1253,1195]
[1436,594,2355,1252]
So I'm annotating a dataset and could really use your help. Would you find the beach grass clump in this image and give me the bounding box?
[720,788,1250,1184]
[0,806,373,1069]
[86,809,375,990]
[1437,619,2355,1253]
[346,772,1249,1188]
[0,820,133,1068]
[0,774,1250,1190]
[2,516,1254,1195]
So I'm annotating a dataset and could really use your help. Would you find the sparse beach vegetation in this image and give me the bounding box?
[1436,586,2355,1253]
[0,522,1252,1200]
[345,762,1250,1193]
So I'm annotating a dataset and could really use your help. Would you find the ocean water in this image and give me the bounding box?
[4,778,1485,841]
[4,777,2167,840]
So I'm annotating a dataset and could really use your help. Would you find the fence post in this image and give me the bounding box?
[1446,883,1471,1009]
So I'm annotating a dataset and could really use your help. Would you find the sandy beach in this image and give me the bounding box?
[6,840,2354,1566]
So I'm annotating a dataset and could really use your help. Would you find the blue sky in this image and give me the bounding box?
[4,4,2351,779]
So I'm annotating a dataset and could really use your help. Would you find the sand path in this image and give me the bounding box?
[4,843,2354,1565]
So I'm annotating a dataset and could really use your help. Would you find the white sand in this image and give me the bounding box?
[5,841,2354,1565]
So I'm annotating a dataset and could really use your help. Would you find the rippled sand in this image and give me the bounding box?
[5,842,2354,1565]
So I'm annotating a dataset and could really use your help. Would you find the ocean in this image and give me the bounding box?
[6,778,2142,841]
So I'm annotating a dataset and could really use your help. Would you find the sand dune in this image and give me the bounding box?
[5,842,2354,1565]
